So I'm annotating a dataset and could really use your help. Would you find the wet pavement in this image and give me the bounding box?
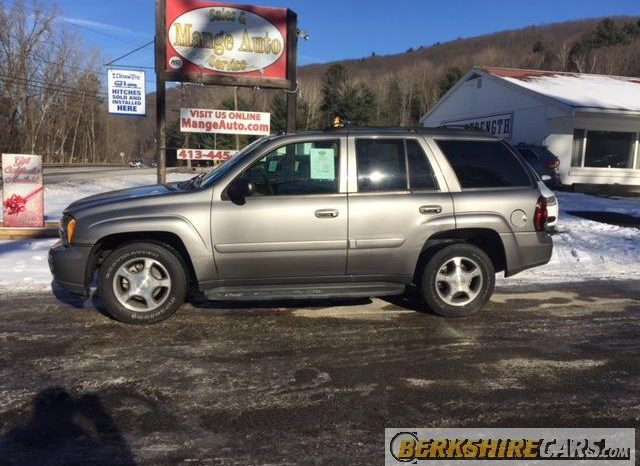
[0,280,639,465]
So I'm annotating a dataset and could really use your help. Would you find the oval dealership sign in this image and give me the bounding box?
[167,4,286,75]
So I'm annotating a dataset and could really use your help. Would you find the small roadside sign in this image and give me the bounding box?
[107,69,146,116]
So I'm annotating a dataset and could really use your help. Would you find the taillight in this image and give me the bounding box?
[534,196,548,232]
[545,160,559,169]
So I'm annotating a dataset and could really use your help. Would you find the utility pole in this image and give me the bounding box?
[156,78,166,184]
[234,86,240,151]
[181,83,191,170]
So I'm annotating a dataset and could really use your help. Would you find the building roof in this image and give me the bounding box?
[480,66,640,112]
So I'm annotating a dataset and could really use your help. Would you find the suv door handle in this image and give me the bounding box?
[315,209,339,218]
[419,205,442,214]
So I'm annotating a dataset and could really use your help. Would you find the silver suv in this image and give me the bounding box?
[49,127,553,324]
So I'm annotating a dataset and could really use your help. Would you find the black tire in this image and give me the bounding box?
[98,242,187,325]
[421,243,495,317]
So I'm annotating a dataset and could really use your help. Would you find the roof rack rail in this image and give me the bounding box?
[323,126,418,133]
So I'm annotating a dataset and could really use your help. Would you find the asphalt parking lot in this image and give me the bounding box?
[0,280,639,465]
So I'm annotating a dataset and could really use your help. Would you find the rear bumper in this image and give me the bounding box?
[48,241,92,296]
[502,231,553,277]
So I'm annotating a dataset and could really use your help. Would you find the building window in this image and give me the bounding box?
[572,129,639,169]
[571,129,585,167]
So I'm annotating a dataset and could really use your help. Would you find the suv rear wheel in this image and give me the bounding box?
[98,242,187,324]
[421,243,495,317]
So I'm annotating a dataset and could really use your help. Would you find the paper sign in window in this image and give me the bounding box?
[309,148,335,180]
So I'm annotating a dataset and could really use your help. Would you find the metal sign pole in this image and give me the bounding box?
[155,0,167,184]
[286,10,298,133]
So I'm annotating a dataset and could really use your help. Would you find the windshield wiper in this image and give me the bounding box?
[177,172,206,190]
[192,172,207,188]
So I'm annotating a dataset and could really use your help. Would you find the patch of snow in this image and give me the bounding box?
[502,74,640,111]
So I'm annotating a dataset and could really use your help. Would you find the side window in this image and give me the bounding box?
[356,139,439,192]
[241,140,340,196]
[406,140,438,190]
[436,140,532,189]
[356,139,406,192]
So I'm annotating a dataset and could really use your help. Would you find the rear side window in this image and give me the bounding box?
[407,140,438,190]
[436,140,532,189]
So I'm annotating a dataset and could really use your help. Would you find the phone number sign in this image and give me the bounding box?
[177,148,238,161]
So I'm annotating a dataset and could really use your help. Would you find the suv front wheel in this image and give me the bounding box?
[98,242,187,324]
[421,243,495,317]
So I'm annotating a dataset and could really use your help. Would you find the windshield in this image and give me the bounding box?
[197,136,275,188]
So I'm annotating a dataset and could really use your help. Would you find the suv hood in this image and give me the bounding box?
[65,184,178,214]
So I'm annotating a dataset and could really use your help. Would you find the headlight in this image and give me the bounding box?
[60,214,77,245]
[66,218,77,244]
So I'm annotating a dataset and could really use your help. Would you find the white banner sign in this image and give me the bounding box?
[2,153,44,227]
[108,69,146,116]
[180,108,270,135]
[443,113,512,138]
[177,148,238,161]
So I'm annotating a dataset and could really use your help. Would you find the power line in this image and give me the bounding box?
[105,40,155,66]
[0,75,107,100]
[0,73,108,96]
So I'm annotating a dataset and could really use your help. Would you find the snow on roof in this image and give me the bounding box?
[481,67,640,112]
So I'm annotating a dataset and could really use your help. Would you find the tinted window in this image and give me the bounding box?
[406,140,438,190]
[436,140,532,189]
[356,139,407,192]
[517,148,538,163]
[241,140,340,196]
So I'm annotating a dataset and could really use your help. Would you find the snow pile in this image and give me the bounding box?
[503,74,640,111]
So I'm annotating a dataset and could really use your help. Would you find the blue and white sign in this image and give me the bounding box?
[107,69,146,116]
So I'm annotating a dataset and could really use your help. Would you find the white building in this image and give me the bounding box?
[420,67,640,188]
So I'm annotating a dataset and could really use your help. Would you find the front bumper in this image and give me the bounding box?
[48,240,93,296]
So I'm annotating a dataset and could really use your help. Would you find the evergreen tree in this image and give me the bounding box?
[320,64,349,125]
[438,67,464,97]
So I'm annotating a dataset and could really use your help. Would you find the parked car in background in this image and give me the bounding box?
[515,144,560,187]
[129,159,143,168]
[49,127,553,325]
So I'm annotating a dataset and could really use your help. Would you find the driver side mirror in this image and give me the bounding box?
[541,174,552,182]
[227,176,254,205]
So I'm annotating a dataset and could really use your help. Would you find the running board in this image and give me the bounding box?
[205,282,406,301]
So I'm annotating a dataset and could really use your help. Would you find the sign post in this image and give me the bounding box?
[2,154,44,228]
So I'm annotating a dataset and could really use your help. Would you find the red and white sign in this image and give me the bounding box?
[177,148,238,161]
[2,154,44,228]
[166,0,289,81]
[180,108,270,135]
